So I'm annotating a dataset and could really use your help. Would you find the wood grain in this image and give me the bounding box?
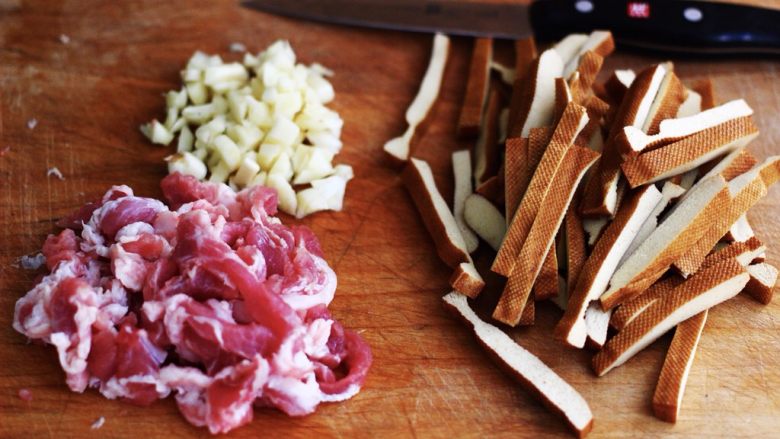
[1,1,779,437]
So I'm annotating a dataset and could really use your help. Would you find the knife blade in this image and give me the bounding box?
[242,0,780,55]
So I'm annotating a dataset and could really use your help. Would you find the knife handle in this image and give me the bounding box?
[530,0,780,54]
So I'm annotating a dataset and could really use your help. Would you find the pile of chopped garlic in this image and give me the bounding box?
[140,41,352,218]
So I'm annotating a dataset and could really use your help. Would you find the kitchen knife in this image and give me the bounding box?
[242,0,780,54]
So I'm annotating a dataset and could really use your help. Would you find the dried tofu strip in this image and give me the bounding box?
[553,275,570,311]
[744,263,778,304]
[556,185,663,348]
[554,34,589,68]
[621,116,759,188]
[535,247,560,301]
[504,137,528,222]
[519,295,536,326]
[507,37,539,132]
[554,78,573,123]
[494,145,600,326]
[600,175,730,310]
[580,64,668,217]
[700,237,766,271]
[691,79,716,110]
[641,70,687,135]
[493,104,588,276]
[474,87,503,185]
[674,156,780,276]
[457,38,493,137]
[565,202,588,296]
[384,34,450,163]
[568,52,604,104]
[452,150,480,253]
[563,30,615,78]
[617,100,753,157]
[442,292,594,437]
[463,194,506,251]
[602,69,636,105]
[508,48,564,138]
[619,182,686,267]
[610,276,684,331]
[475,174,504,207]
[583,217,609,247]
[652,310,708,423]
[402,158,471,269]
[584,302,612,349]
[699,147,757,182]
[578,96,609,146]
[593,258,749,376]
[450,261,486,298]
[725,215,754,242]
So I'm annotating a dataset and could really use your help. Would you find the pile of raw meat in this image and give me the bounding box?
[12,173,371,434]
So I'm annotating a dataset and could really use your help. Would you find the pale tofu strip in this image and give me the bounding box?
[744,263,779,305]
[463,194,506,251]
[619,182,686,267]
[442,292,594,437]
[621,116,759,187]
[509,48,564,138]
[600,175,730,310]
[583,217,609,247]
[610,276,684,331]
[452,150,479,253]
[494,145,599,326]
[652,310,708,423]
[619,99,753,155]
[674,156,780,277]
[584,302,612,349]
[384,33,450,162]
[725,215,754,242]
[593,259,748,376]
[555,185,663,348]
[457,37,493,137]
[493,103,588,276]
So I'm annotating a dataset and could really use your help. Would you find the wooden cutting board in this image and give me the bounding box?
[1,1,779,437]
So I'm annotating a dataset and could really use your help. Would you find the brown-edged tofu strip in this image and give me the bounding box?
[619,182,686,267]
[536,247,560,301]
[463,193,506,251]
[565,202,588,296]
[617,100,753,158]
[504,137,528,222]
[621,116,759,188]
[384,34,450,163]
[652,310,708,423]
[450,262,486,298]
[474,87,503,185]
[602,69,635,105]
[580,64,668,217]
[593,258,749,376]
[600,175,730,310]
[610,276,684,331]
[700,237,766,271]
[725,215,754,242]
[475,173,505,207]
[493,104,588,276]
[642,70,687,135]
[457,38,493,138]
[583,217,609,247]
[562,30,615,78]
[674,156,780,277]
[519,295,535,326]
[698,147,758,182]
[402,158,472,269]
[507,37,539,129]
[744,263,778,304]
[578,95,610,146]
[584,302,612,349]
[452,150,479,253]
[554,77,573,123]
[568,52,604,104]
[494,145,600,326]
[508,48,564,138]
[505,127,554,224]
[555,185,663,348]
[442,292,594,437]
[691,78,716,110]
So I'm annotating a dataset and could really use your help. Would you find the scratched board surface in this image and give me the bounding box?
[1,1,779,437]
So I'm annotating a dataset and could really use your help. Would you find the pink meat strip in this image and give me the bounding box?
[12,173,372,434]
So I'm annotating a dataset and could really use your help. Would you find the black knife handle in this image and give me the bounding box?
[530,0,780,55]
